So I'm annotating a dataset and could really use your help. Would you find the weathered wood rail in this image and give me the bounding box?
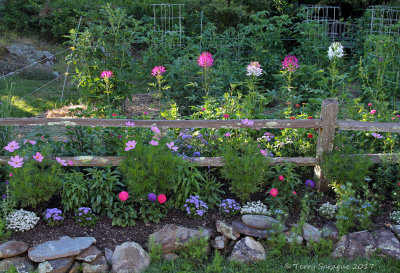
[0,99,399,191]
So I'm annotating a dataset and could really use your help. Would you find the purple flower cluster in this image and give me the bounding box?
[148,193,157,202]
[43,208,64,226]
[174,129,212,158]
[184,195,208,218]
[219,199,241,216]
[74,207,97,227]
[305,180,315,188]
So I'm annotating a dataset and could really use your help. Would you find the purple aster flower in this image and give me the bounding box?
[148,193,157,202]
[305,180,315,188]
[2,194,6,199]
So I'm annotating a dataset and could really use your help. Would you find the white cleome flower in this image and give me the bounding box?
[246,61,263,77]
[328,42,344,60]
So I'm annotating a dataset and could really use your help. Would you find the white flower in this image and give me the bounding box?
[6,209,40,232]
[241,201,270,215]
[318,202,337,219]
[246,61,263,77]
[390,211,400,224]
[328,42,344,60]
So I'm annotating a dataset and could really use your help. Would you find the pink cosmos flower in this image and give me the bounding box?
[397,115,400,118]
[197,52,214,68]
[33,152,43,162]
[223,114,229,118]
[279,175,284,181]
[151,126,161,134]
[293,191,297,195]
[241,119,254,127]
[56,157,67,166]
[24,139,36,145]
[68,160,74,166]
[201,108,206,111]
[224,132,231,137]
[166,142,178,152]
[9,173,12,177]
[370,109,376,115]
[270,188,278,197]
[392,117,396,120]
[8,155,24,168]
[100,70,113,78]
[119,191,129,202]
[151,66,166,76]
[4,141,20,153]
[125,121,136,127]
[282,55,299,72]
[368,103,373,106]
[144,112,149,115]
[149,140,159,146]
[125,140,137,151]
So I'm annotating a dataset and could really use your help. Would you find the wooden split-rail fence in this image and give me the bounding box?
[0,99,399,192]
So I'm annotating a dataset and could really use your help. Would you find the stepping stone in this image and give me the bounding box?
[82,255,109,273]
[216,220,240,240]
[76,246,102,263]
[232,221,269,238]
[29,236,96,263]
[149,224,211,253]
[112,242,150,273]
[229,236,266,263]
[242,215,283,230]
[0,241,28,258]
[38,256,74,273]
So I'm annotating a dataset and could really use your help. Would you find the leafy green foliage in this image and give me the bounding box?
[60,171,89,212]
[199,169,225,209]
[173,164,204,209]
[221,141,269,202]
[139,198,170,224]
[111,201,137,227]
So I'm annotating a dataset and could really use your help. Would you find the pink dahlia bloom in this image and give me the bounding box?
[119,191,129,202]
[197,52,214,68]
[282,55,299,72]
[151,66,166,76]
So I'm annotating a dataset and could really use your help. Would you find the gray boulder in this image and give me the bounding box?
[229,236,266,263]
[332,230,376,259]
[0,241,28,258]
[216,220,240,240]
[111,242,150,273]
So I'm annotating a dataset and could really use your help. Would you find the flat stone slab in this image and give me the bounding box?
[242,215,283,230]
[76,246,102,263]
[28,236,96,263]
[232,221,269,238]
[0,241,28,258]
[38,256,74,273]
[82,255,109,273]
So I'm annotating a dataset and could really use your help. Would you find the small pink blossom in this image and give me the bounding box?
[119,191,129,202]
[68,160,74,166]
[370,109,376,115]
[8,155,24,168]
[223,114,229,118]
[9,173,12,177]
[392,117,396,120]
[260,150,267,156]
[149,140,159,146]
[368,103,373,106]
[270,188,278,197]
[56,157,67,166]
[197,52,214,68]
[201,108,206,111]
[4,141,20,153]
[125,121,136,127]
[101,70,113,78]
[282,55,299,72]
[24,139,36,145]
[279,175,284,181]
[125,140,137,151]
[151,126,161,134]
[151,66,166,76]
[224,132,231,137]
[396,115,400,118]
[33,152,43,162]
[166,142,178,152]
[144,112,149,115]
[241,119,254,127]
[293,191,297,195]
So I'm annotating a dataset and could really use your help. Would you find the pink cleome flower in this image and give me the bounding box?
[8,155,24,168]
[56,157,67,166]
[282,55,299,72]
[33,152,44,163]
[151,66,166,76]
[101,70,113,78]
[197,52,214,68]
[125,140,137,151]
[4,141,20,153]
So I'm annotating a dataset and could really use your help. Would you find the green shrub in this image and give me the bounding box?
[60,170,89,212]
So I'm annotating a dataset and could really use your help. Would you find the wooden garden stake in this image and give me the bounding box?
[314,99,339,192]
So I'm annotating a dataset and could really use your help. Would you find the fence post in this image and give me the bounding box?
[314,99,339,192]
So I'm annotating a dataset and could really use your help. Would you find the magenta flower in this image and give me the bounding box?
[33,152,44,163]
[125,140,137,151]
[24,139,36,145]
[282,55,299,72]
[241,119,254,127]
[197,52,214,68]
[151,66,166,76]
[8,155,24,168]
[224,132,232,137]
[68,160,74,166]
[119,191,129,202]
[223,114,229,118]
[371,132,383,139]
[4,141,20,153]
[100,70,113,78]
[368,103,373,106]
[279,175,284,181]
[370,109,376,115]
[166,142,178,152]
[125,121,135,127]
[56,157,67,166]
[260,150,267,156]
[151,126,161,134]
[149,140,159,146]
